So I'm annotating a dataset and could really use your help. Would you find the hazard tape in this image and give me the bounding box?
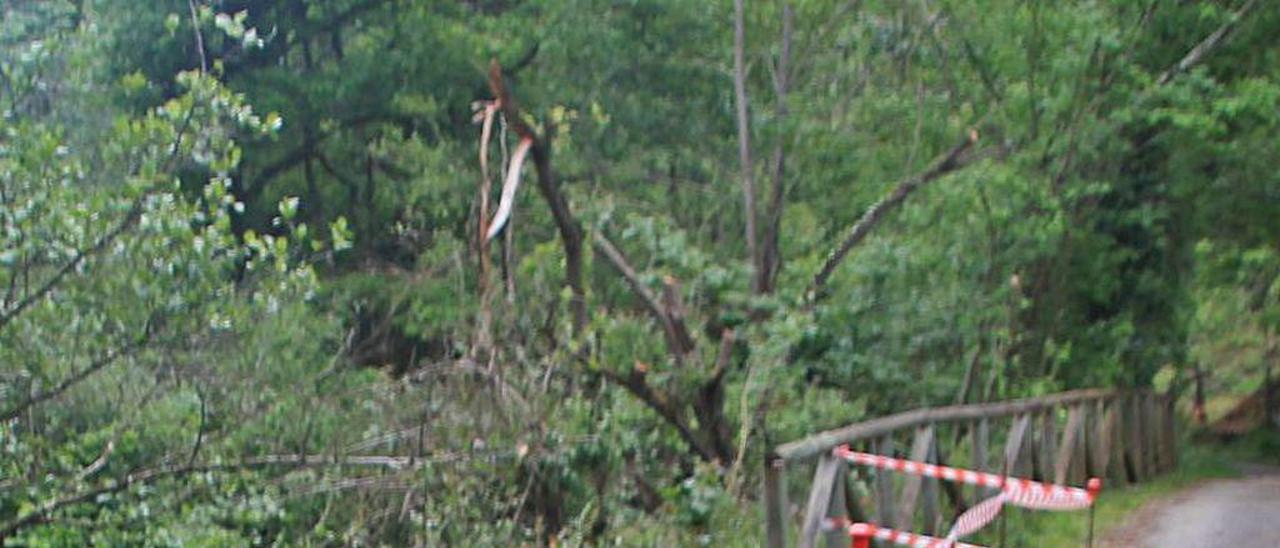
[946,491,1005,540]
[1002,477,1097,510]
[833,446,1099,509]
[832,445,1101,543]
[825,519,988,548]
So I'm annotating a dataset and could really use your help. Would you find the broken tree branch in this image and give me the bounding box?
[485,136,533,242]
[598,366,717,462]
[0,452,478,538]
[487,60,587,335]
[591,232,691,364]
[661,276,697,355]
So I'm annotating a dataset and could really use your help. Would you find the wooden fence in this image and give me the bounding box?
[763,389,1177,547]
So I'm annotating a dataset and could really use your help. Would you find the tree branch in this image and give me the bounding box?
[0,331,147,422]
[591,232,690,364]
[811,130,981,293]
[693,328,739,463]
[0,452,459,539]
[660,276,697,355]
[598,367,716,462]
[0,204,142,333]
[1156,0,1259,86]
[759,4,793,295]
[484,137,532,242]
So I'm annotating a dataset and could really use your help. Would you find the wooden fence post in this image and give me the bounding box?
[1038,410,1058,482]
[1004,414,1033,478]
[1152,394,1162,476]
[875,435,896,528]
[1163,395,1178,469]
[921,430,941,535]
[1152,394,1167,474]
[825,462,850,548]
[1054,405,1085,485]
[973,418,993,497]
[1124,394,1146,483]
[1107,397,1128,485]
[765,454,788,548]
[1092,399,1119,483]
[895,425,936,531]
[799,454,845,548]
[1086,398,1104,478]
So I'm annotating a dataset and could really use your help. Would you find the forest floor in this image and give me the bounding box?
[1100,461,1280,547]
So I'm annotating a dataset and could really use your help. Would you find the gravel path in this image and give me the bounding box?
[1102,464,1280,547]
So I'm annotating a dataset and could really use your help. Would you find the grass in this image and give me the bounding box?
[979,429,1280,547]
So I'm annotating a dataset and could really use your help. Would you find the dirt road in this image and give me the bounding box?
[1103,465,1280,547]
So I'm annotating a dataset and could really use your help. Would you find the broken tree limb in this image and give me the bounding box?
[661,276,697,355]
[0,452,477,538]
[598,366,717,462]
[487,60,587,335]
[485,136,532,242]
[591,232,693,364]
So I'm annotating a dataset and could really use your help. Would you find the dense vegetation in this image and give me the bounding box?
[2,0,1278,545]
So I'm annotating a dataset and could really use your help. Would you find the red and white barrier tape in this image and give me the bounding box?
[833,446,1099,509]
[836,446,1005,489]
[946,491,1006,541]
[833,445,1102,543]
[825,519,988,548]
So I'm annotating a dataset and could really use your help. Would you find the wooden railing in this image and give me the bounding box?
[763,389,1177,547]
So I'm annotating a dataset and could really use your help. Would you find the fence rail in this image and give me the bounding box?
[764,389,1177,547]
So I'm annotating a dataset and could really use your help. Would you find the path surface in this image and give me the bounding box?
[1103,464,1280,547]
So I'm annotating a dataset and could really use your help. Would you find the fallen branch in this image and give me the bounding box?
[0,452,478,538]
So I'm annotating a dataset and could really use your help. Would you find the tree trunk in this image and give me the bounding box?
[733,0,760,293]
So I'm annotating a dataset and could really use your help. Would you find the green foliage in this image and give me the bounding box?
[3,0,1280,544]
